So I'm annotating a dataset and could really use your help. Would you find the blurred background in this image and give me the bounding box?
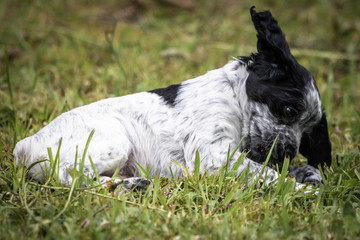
[0,2,359,238]
[0,0,359,151]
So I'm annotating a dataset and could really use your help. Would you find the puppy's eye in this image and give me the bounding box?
[304,172,313,178]
[283,106,297,118]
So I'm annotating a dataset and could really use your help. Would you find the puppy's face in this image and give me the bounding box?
[243,68,322,167]
[241,7,331,168]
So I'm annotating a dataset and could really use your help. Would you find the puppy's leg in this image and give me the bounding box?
[232,156,279,185]
[200,143,280,185]
[57,161,115,186]
[56,149,131,186]
[232,157,319,194]
[288,165,322,185]
[227,151,319,190]
[98,176,150,194]
[121,177,151,191]
[15,136,133,186]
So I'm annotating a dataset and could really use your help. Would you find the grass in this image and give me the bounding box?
[0,0,360,239]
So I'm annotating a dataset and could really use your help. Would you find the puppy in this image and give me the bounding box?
[14,7,331,190]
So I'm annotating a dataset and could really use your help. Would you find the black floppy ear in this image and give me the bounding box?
[250,6,296,65]
[299,113,332,168]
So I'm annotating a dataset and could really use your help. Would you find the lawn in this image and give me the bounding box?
[0,0,359,239]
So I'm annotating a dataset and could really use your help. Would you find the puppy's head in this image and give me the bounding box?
[240,7,331,168]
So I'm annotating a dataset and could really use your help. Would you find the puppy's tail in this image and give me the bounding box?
[14,137,49,181]
[14,138,31,166]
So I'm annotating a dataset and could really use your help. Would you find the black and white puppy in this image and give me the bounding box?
[14,7,331,190]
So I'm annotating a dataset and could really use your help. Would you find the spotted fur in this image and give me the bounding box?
[13,7,331,189]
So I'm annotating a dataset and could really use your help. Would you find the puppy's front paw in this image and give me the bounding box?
[288,165,322,185]
[122,177,151,192]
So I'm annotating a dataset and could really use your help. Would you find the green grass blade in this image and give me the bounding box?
[4,47,17,147]
[252,135,278,187]
[67,145,79,185]
[152,178,160,204]
[52,137,62,183]
[216,160,226,202]
[111,166,121,179]
[52,172,78,221]
[89,155,101,185]
[4,47,13,102]
[78,130,95,186]
[80,130,95,173]
[194,151,200,182]
[169,167,177,188]
[173,160,190,178]
[275,157,290,194]
[135,161,152,183]
[228,135,246,162]
[228,152,247,178]
[45,147,54,185]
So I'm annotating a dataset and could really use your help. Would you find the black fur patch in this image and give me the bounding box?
[149,84,181,106]
[245,7,313,123]
[246,71,306,123]
[299,113,332,167]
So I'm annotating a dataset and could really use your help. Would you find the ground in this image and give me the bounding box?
[0,0,359,239]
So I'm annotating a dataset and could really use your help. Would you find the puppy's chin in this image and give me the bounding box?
[244,140,297,169]
[246,151,288,169]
